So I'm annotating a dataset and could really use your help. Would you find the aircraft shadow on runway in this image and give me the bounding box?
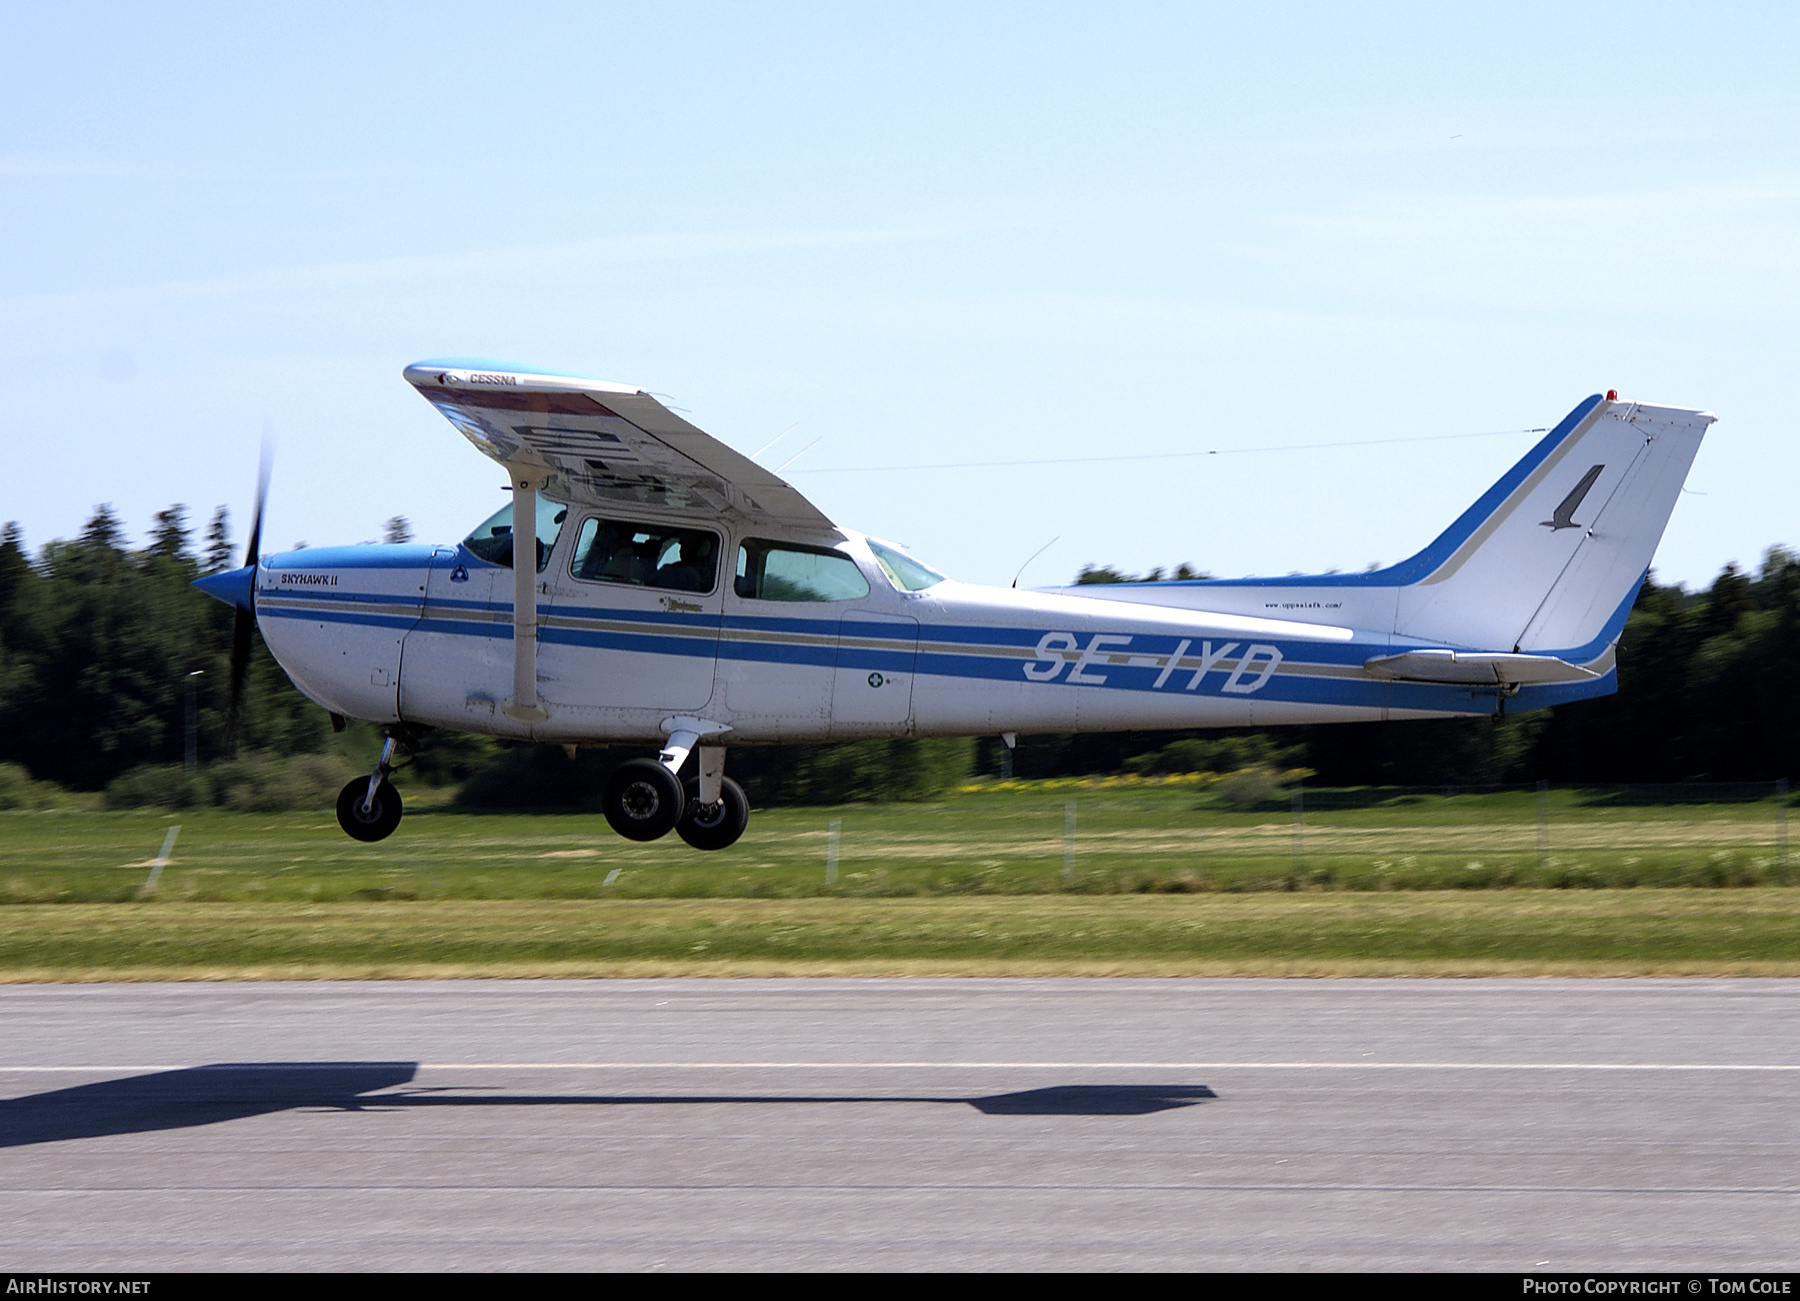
[0,1064,1218,1146]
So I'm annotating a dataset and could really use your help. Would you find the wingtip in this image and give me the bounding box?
[403,358,643,393]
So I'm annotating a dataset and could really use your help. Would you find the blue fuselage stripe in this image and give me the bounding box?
[264,590,1617,717]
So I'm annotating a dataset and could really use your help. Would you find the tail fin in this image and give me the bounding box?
[1046,392,1713,667]
[1392,394,1713,657]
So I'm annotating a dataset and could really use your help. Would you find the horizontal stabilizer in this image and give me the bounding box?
[1363,649,1600,686]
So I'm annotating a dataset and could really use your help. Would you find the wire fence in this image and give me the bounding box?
[797,780,1796,893]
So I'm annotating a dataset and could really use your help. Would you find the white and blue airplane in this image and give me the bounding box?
[194,361,1714,849]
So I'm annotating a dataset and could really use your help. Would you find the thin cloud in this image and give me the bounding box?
[0,220,1039,310]
[0,155,376,183]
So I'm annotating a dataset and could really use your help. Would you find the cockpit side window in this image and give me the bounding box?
[867,538,947,592]
[568,518,720,594]
[462,498,567,573]
[734,540,871,602]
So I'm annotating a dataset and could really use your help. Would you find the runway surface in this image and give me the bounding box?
[3,978,1798,1271]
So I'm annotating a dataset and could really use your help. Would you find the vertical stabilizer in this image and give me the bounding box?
[1392,396,1713,656]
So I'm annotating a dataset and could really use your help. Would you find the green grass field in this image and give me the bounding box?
[1,783,1793,977]
[3,893,1797,980]
[3,781,1792,904]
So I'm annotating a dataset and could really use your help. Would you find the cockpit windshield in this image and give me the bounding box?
[463,497,567,573]
[866,538,947,592]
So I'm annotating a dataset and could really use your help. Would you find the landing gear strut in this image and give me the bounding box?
[674,741,746,849]
[336,735,403,842]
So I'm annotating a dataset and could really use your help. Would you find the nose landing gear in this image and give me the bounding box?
[336,735,404,842]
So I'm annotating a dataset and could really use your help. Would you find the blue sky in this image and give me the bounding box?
[4,2,1796,588]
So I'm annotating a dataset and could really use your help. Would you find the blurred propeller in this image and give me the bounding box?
[224,436,273,758]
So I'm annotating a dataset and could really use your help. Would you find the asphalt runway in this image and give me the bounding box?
[3,978,1798,1271]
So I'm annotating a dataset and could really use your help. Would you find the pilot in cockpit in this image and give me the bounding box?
[574,521,628,582]
[656,533,716,592]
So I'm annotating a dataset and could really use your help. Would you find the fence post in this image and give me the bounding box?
[139,825,180,898]
[1779,778,1790,871]
[1536,779,1549,873]
[1290,784,1304,883]
[826,817,840,885]
[1062,802,1076,884]
[183,672,202,774]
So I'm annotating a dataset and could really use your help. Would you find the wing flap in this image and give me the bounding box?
[404,361,832,529]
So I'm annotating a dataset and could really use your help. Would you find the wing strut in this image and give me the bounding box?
[503,467,550,724]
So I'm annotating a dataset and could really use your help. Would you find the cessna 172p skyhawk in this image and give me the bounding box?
[194,361,1713,849]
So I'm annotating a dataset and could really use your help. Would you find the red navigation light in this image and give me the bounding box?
[1606,389,1618,400]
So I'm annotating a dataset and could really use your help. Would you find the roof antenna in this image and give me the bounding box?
[773,436,824,474]
[750,422,800,463]
[1012,535,1060,589]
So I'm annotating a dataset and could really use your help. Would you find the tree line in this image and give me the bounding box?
[0,507,1792,805]
[1062,555,1799,786]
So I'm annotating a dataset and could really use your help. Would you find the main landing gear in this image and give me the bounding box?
[336,735,403,842]
[600,740,749,851]
[676,775,749,850]
[602,759,685,841]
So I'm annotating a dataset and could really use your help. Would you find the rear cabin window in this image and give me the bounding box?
[463,498,567,573]
[569,518,720,593]
[735,540,870,602]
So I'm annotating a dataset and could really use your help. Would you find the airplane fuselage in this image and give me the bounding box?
[252,519,1613,750]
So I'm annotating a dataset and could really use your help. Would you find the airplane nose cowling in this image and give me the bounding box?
[248,544,439,726]
[192,562,257,612]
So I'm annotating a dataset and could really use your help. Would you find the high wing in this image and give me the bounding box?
[403,358,833,529]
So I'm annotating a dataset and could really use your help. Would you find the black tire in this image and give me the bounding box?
[676,776,750,851]
[336,777,403,843]
[603,758,685,842]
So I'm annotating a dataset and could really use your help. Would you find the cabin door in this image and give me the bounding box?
[538,513,724,712]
